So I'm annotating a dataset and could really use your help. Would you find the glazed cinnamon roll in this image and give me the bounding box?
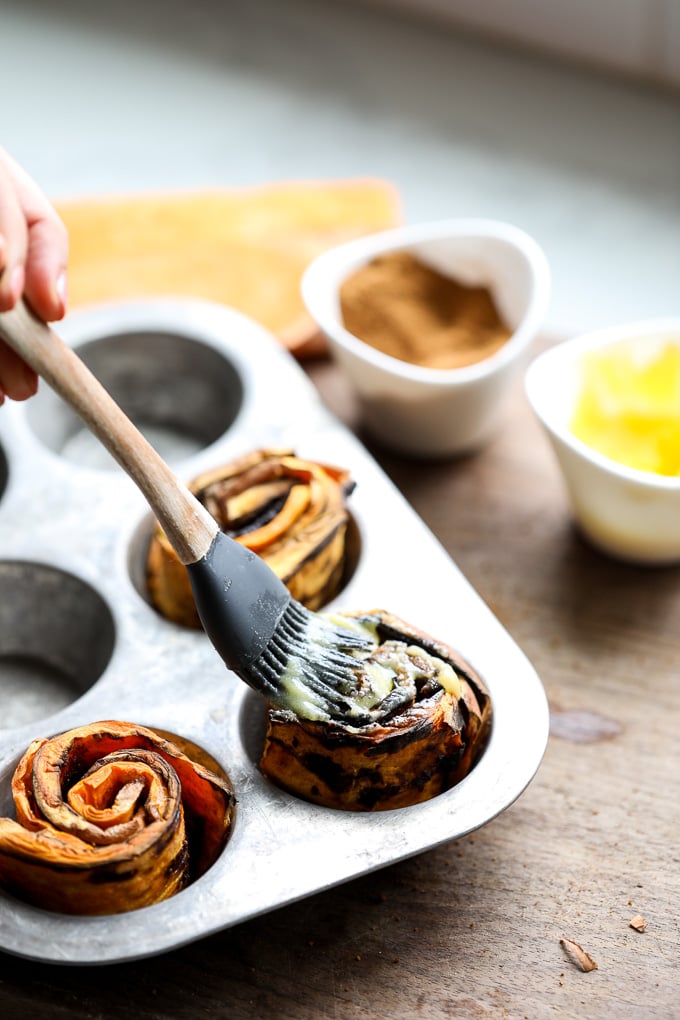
[260,609,491,811]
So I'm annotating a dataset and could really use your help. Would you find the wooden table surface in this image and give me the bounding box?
[1,354,678,1019]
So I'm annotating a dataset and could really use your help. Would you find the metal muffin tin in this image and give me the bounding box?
[0,299,549,965]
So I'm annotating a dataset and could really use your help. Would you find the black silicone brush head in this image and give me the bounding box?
[186,532,374,719]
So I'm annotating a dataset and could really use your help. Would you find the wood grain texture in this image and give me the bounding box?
[0,352,678,1019]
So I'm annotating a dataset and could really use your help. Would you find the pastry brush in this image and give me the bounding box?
[0,301,372,719]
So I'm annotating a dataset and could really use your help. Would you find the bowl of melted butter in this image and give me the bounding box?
[526,318,680,563]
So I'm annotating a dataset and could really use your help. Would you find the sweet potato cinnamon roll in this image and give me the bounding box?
[260,609,491,811]
[0,721,235,915]
[147,448,354,627]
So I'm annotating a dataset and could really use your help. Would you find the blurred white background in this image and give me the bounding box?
[2,0,679,340]
[358,0,680,87]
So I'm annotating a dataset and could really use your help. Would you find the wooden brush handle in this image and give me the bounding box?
[0,301,218,564]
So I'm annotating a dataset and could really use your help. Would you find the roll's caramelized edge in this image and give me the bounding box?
[260,609,492,811]
[147,447,355,627]
[0,721,235,915]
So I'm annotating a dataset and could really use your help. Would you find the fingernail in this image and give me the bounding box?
[10,264,25,304]
[55,271,68,316]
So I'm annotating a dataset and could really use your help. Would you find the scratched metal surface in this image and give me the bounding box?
[0,299,548,965]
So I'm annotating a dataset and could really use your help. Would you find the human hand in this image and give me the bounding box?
[0,147,68,402]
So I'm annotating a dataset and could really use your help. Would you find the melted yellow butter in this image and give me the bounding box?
[324,613,380,642]
[571,342,680,476]
[356,661,396,707]
[278,671,330,721]
[404,646,465,699]
[278,615,464,721]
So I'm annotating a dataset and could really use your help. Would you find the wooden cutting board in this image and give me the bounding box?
[55,179,402,358]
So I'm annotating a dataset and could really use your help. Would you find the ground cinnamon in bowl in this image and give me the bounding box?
[302,217,550,456]
[339,251,511,370]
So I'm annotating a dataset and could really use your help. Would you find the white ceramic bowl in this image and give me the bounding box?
[525,318,680,564]
[301,218,550,458]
